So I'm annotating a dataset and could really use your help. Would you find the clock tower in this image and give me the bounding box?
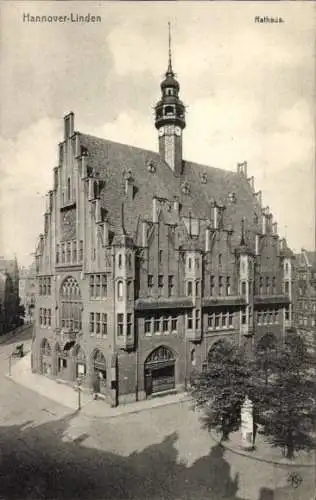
[155,24,186,176]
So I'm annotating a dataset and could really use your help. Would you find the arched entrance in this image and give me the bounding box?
[73,345,86,379]
[144,346,175,396]
[91,350,107,396]
[40,338,52,375]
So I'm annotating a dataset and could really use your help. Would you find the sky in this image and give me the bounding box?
[0,1,315,267]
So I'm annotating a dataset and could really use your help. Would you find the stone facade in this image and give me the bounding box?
[293,250,316,350]
[0,257,20,334]
[19,262,37,324]
[32,53,294,406]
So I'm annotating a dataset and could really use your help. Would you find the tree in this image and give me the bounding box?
[190,341,252,441]
[256,333,316,459]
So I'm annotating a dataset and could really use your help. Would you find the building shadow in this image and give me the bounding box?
[0,411,247,500]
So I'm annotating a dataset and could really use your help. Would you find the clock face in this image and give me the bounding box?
[158,127,164,137]
[175,126,181,137]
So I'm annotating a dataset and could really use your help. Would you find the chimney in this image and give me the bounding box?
[247,176,254,190]
[88,178,94,201]
[152,197,158,223]
[64,112,74,140]
[142,221,148,247]
[95,199,102,223]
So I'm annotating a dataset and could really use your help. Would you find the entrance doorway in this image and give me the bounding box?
[92,350,107,396]
[144,346,175,396]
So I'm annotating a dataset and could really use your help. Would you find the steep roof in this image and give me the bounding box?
[78,133,262,249]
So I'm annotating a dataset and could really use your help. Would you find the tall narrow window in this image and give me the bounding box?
[117,280,123,300]
[95,313,101,334]
[266,276,270,294]
[284,281,289,295]
[195,309,200,330]
[219,276,223,296]
[158,275,164,289]
[102,274,107,297]
[67,177,71,202]
[90,313,94,334]
[187,281,193,297]
[163,316,169,333]
[226,277,231,296]
[195,281,200,297]
[56,245,60,264]
[228,312,233,327]
[208,313,214,329]
[148,275,153,289]
[259,276,263,295]
[159,250,163,265]
[67,242,71,263]
[95,275,101,297]
[127,280,132,299]
[222,310,227,328]
[79,241,83,262]
[210,276,215,296]
[168,275,174,297]
[241,309,247,325]
[272,276,276,294]
[171,314,178,331]
[188,258,192,270]
[144,317,152,335]
[90,275,95,297]
[154,314,160,334]
[187,311,193,330]
[241,281,246,296]
[47,277,51,295]
[102,313,107,335]
[73,241,77,263]
[117,313,124,336]
[127,313,132,336]
[218,253,222,267]
[118,254,122,269]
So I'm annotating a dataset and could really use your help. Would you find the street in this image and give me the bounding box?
[0,327,315,500]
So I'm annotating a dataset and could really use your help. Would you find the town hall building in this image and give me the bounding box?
[32,38,294,405]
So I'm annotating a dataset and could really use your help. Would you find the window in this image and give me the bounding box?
[118,254,122,269]
[117,313,124,336]
[90,313,94,334]
[102,275,107,297]
[158,275,164,289]
[148,275,153,289]
[266,277,270,294]
[159,250,163,265]
[73,241,77,262]
[188,258,192,270]
[67,177,71,201]
[215,312,220,328]
[219,276,223,296]
[195,281,200,297]
[191,349,196,366]
[195,309,200,329]
[187,281,193,296]
[47,309,51,326]
[210,276,215,296]
[39,308,43,326]
[187,311,193,330]
[117,281,123,300]
[163,317,169,333]
[145,317,152,335]
[47,278,51,295]
[61,243,65,263]
[272,276,276,294]
[218,254,222,267]
[241,281,246,296]
[39,278,43,296]
[285,306,290,321]
[241,309,247,325]
[90,275,94,297]
[154,314,160,334]
[56,245,60,264]
[95,275,101,297]
[127,313,132,336]
[43,278,47,296]
[67,242,71,263]
[226,277,231,296]
[171,314,178,331]
[259,276,263,295]
[168,275,174,297]
[284,281,289,295]
[257,312,262,324]
[208,313,214,329]
[94,313,100,334]
[60,276,82,331]
[285,262,289,273]
[222,312,227,328]
[128,254,132,270]
[228,312,233,327]
[127,280,132,299]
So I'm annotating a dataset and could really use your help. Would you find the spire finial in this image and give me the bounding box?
[167,21,174,75]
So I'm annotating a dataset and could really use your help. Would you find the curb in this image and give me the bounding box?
[209,431,316,468]
[81,395,192,421]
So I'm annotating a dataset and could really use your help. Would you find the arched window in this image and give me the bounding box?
[60,277,82,331]
[128,254,132,269]
[118,254,122,269]
[188,258,192,270]
[117,280,123,300]
[187,281,193,297]
[165,105,174,115]
[195,281,200,296]
[218,253,222,267]
[191,349,196,366]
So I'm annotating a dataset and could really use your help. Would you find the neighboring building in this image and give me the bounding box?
[293,250,316,350]
[0,257,20,334]
[32,42,294,405]
[19,262,37,324]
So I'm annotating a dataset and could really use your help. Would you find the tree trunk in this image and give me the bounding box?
[286,429,294,459]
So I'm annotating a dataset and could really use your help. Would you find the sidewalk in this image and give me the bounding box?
[7,353,191,417]
[209,429,316,468]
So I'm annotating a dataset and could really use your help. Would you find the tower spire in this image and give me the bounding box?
[167,21,174,75]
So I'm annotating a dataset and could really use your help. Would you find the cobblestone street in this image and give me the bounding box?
[0,327,315,499]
